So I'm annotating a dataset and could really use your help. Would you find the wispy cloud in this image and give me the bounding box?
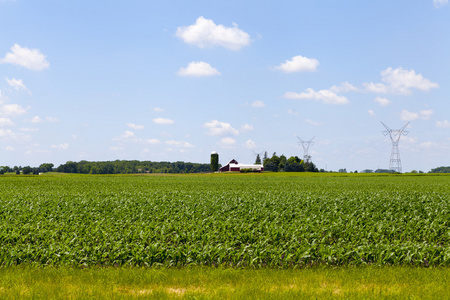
[153,118,174,125]
[434,0,448,8]
[436,120,450,128]
[217,137,236,148]
[0,117,14,127]
[251,100,266,108]
[51,143,69,150]
[400,109,433,121]
[6,77,31,94]
[165,140,195,148]
[284,88,349,105]
[204,120,239,136]
[127,123,144,130]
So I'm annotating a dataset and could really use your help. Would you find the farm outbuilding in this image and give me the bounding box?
[219,159,264,172]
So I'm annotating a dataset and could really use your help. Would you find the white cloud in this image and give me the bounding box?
[0,103,27,116]
[287,109,298,116]
[273,55,319,73]
[6,146,14,151]
[368,110,376,117]
[420,141,437,148]
[374,97,391,106]
[176,16,250,50]
[30,116,43,123]
[19,127,38,132]
[400,110,419,121]
[329,82,358,93]
[419,109,433,120]
[364,67,438,95]
[45,116,59,122]
[29,116,59,123]
[6,77,30,94]
[113,130,161,145]
[0,128,28,140]
[204,120,239,136]
[363,82,389,94]
[217,137,236,148]
[284,88,350,105]
[0,118,14,126]
[251,100,266,108]
[240,124,253,133]
[177,61,221,77]
[153,107,164,112]
[244,139,256,149]
[399,109,432,121]
[165,140,195,148]
[436,120,450,128]
[110,146,124,152]
[1,44,49,71]
[120,130,135,138]
[153,117,174,125]
[144,138,160,144]
[51,143,69,150]
[305,119,322,126]
[434,0,448,7]
[127,123,144,130]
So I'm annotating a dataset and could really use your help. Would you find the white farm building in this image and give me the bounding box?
[219,159,264,172]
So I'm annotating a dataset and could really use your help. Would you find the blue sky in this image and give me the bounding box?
[0,0,449,172]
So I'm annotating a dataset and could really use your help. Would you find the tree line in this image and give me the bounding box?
[429,166,450,173]
[259,152,319,172]
[0,160,211,175]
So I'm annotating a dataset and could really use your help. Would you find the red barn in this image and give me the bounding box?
[219,159,264,172]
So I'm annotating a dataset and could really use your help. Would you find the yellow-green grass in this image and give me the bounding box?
[0,266,449,299]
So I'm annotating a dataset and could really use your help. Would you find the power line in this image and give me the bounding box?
[297,136,315,163]
[381,122,409,173]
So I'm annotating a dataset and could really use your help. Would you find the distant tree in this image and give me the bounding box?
[304,161,318,172]
[255,154,261,165]
[430,166,450,173]
[16,169,20,175]
[22,166,32,175]
[279,155,287,171]
[0,169,4,175]
[285,156,304,172]
[39,163,54,173]
[263,151,268,161]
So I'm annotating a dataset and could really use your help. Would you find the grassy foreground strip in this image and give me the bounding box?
[0,266,449,299]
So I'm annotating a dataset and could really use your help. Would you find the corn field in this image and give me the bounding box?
[1,174,449,267]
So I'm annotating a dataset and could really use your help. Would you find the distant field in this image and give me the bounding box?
[1,173,449,267]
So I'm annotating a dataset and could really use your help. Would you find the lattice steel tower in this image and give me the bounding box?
[297,136,315,163]
[381,122,409,173]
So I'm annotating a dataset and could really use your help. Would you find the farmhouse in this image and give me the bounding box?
[219,159,264,172]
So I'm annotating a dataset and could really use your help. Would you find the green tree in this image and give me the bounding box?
[255,154,261,165]
[22,166,32,175]
[39,163,54,173]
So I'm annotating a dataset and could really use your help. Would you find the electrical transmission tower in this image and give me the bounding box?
[252,150,264,164]
[297,136,315,163]
[381,122,409,173]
